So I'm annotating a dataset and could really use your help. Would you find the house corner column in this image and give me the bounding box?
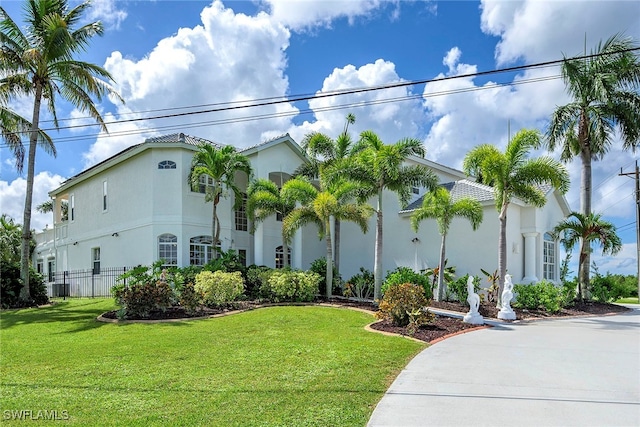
[522,232,539,284]
[254,222,264,266]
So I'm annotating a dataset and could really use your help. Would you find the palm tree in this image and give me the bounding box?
[463,129,570,306]
[552,212,622,301]
[411,186,483,302]
[546,34,640,291]
[246,178,295,267]
[1,106,54,173]
[349,130,439,300]
[281,176,373,298]
[1,0,123,301]
[295,113,357,275]
[189,143,252,255]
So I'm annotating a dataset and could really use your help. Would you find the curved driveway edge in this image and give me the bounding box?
[368,306,640,427]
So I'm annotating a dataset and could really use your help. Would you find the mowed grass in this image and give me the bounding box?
[615,297,639,304]
[0,299,424,426]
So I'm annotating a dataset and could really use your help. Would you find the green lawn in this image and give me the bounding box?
[615,297,639,304]
[0,299,424,426]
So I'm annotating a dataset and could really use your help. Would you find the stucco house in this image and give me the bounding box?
[34,132,570,297]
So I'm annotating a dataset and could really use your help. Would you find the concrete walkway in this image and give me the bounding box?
[368,306,640,427]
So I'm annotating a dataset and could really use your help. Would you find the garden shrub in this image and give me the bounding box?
[448,274,480,305]
[381,267,432,300]
[195,271,244,306]
[310,257,341,295]
[112,280,174,319]
[245,265,273,299]
[1,262,48,308]
[265,270,320,302]
[513,280,564,313]
[376,283,433,327]
[178,282,201,315]
[344,267,374,299]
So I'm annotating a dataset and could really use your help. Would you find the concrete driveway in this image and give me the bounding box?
[368,306,640,427]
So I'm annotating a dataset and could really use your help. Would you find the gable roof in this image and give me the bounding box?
[145,132,223,147]
[400,179,495,213]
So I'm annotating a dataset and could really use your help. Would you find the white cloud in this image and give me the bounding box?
[260,0,401,31]
[284,59,425,147]
[0,172,65,231]
[93,0,296,164]
[480,0,640,64]
[87,0,128,30]
[591,243,638,276]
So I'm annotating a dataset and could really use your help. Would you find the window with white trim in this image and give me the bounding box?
[543,232,556,281]
[70,194,75,221]
[195,175,214,194]
[190,235,213,265]
[92,247,101,275]
[275,245,291,269]
[235,193,248,231]
[102,181,108,211]
[158,234,178,266]
[158,160,176,169]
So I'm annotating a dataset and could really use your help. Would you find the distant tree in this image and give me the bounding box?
[348,131,439,300]
[281,176,373,298]
[411,187,483,302]
[189,144,252,256]
[1,0,123,301]
[246,178,295,267]
[464,129,570,306]
[552,212,622,301]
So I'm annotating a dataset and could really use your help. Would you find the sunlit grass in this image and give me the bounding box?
[615,297,639,304]
[0,299,424,426]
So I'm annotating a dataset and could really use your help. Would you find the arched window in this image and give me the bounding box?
[190,235,213,265]
[275,245,291,269]
[158,234,178,266]
[543,232,556,281]
[158,160,176,169]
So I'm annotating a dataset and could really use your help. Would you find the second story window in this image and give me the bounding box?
[102,181,108,211]
[158,160,176,169]
[235,193,248,231]
[70,194,75,221]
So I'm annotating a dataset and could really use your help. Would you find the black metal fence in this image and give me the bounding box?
[47,266,136,298]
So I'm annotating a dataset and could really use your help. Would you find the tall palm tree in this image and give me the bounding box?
[546,34,640,291]
[411,186,483,302]
[189,143,252,256]
[349,130,439,300]
[0,106,54,173]
[464,129,570,306]
[281,176,373,298]
[295,113,357,275]
[1,0,123,301]
[246,178,295,268]
[552,212,622,301]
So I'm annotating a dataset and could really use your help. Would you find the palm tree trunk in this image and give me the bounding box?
[373,192,384,300]
[334,219,341,275]
[212,200,219,258]
[497,201,508,308]
[579,147,592,299]
[19,84,43,301]
[325,222,333,298]
[283,238,289,268]
[436,234,446,302]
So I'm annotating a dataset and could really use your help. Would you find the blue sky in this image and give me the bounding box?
[2,0,640,276]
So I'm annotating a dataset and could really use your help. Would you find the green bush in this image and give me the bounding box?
[376,283,433,327]
[513,280,564,313]
[195,271,244,306]
[591,273,638,302]
[1,262,49,309]
[448,274,480,305]
[344,268,374,299]
[112,280,174,319]
[245,265,273,299]
[310,258,341,295]
[178,282,201,315]
[264,270,320,302]
[382,267,431,300]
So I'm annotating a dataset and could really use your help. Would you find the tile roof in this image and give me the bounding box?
[401,179,495,213]
[145,132,223,147]
[240,133,292,152]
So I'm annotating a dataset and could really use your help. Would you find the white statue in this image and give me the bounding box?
[463,276,484,325]
[498,274,516,320]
